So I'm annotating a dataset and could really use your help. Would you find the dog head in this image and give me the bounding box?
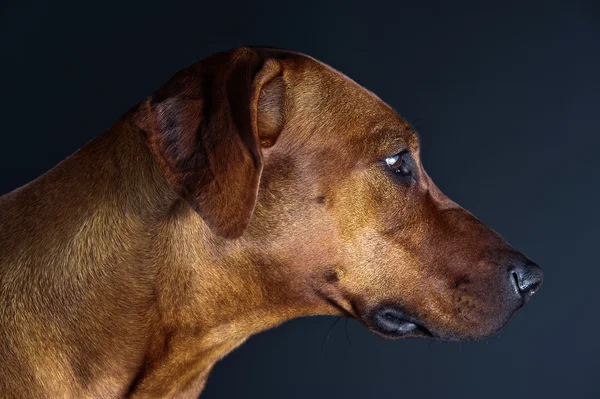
[134,47,542,341]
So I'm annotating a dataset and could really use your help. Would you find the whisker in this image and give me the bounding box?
[344,318,355,350]
[321,316,342,356]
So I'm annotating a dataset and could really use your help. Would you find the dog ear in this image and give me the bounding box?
[133,48,285,238]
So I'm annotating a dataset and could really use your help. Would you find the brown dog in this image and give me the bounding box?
[0,47,542,398]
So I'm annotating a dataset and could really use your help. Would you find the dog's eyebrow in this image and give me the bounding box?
[401,119,423,149]
[372,127,421,157]
[407,129,421,151]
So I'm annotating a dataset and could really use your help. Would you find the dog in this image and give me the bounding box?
[0,47,543,398]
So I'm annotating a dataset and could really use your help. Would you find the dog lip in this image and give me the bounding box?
[369,306,433,338]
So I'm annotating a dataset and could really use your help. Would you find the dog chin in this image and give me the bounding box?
[363,303,519,341]
[362,315,491,342]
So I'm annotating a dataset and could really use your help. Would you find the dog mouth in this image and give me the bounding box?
[368,306,434,339]
[316,292,435,339]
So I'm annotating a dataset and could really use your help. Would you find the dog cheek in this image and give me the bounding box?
[323,266,347,284]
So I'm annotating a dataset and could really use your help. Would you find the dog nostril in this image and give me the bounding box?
[511,262,543,298]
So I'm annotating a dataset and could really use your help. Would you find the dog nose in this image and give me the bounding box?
[509,261,543,301]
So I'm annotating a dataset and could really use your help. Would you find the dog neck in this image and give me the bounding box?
[0,118,318,397]
[116,124,317,396]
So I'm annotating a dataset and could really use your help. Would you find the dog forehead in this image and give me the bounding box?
[275,51,418,155]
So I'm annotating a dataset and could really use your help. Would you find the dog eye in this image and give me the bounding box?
[385,151,412,178]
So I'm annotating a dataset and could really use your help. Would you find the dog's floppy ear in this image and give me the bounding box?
[133,48,284,238]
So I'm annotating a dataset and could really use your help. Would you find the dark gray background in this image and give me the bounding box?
[1,0,599,398]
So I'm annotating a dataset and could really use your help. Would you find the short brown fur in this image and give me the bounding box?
[0,47,540,398]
